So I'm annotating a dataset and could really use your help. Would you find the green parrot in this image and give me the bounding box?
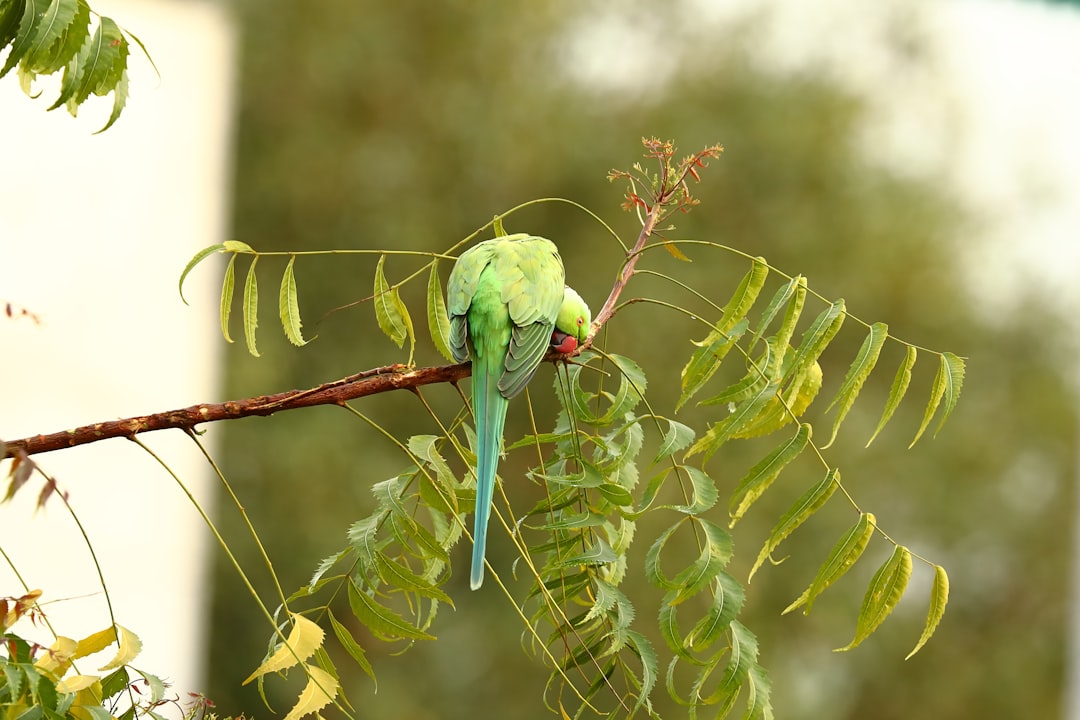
[447,234,591,590]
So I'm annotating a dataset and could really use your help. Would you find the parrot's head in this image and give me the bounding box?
[551,286,591,354]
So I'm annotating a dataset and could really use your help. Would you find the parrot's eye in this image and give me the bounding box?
[577,317,584,325]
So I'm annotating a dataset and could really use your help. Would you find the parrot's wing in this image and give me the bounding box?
[497,238,565,398]
[446,240,499,363]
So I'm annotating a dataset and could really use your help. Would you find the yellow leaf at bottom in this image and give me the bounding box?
[283,665,339,720]
[244,613,325,684]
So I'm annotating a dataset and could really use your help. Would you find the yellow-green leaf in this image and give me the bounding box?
[223,240,254,253]
[822,322,887,448]
[748,276,801,355]
[220,253,236,343]
[934,352,965,437]
[749,469,839,581]
[75,627,117,659]
[278,255,308,346]
[836,545,912,652]
[374,255,409,349]
[866,345,916,447]
[720,257,769,335]
[729,423,810,526]
[282,664,339,720]
[785,512,876,615]
[243,255,260,357]
[35,636,77,674]
[426,261,454,361]
[677,319,749,410]
[686,380,778,460]
[178,243,225,304]
[786,299,845,383]
[98,624,141,672]
[909,352,951,448]
[731,359,821,439]
[56,674,99,694]
[244,613,325,684]
[906,564,949,659]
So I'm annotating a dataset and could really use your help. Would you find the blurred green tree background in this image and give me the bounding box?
[206,2,1077,718]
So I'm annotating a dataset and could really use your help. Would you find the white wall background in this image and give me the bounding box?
[0,0,235,702]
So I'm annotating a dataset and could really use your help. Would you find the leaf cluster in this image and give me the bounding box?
[0,590,181,720]
[0,0,149,131]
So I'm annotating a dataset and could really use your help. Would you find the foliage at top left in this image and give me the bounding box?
[0,0,149,131]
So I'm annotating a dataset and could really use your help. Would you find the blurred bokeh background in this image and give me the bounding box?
[4,0,1079,719]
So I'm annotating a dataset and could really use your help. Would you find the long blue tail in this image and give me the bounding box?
[471,360,509,590]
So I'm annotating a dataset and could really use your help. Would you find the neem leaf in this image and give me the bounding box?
[374,255,409,349]
[220,253,236,343]
[243,613,324,684]
[836,544,912,652]
[906,564,949,659]
[866,345,916,447]
[178,243,226,304]
[426,261,454,361]
[278,255,308,346]
[243,255,260,357]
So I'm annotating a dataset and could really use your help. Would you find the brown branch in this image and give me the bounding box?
[3,363,467,458]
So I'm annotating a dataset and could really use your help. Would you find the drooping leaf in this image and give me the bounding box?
[785,512,876,615]
[748,275,801,355]
[822,322,888,448]
[74,626,117,659]
[730,358,821,439]
[686,380,779,460]
[426,260,454,361]
[626,629,659,711]
[934,351,965,437]
[554,539,618,569]
[347,579,435,642]
[278,255,307,346]
[785,299,845,385]
[866,345,916,447]
[282,665,338,720]
[0,1,25,50]
[327,609,376,684]
[742,662,774,720]
[24,0,88,75]
[0,0,42,78]
[98,624,141,672]
[94,65,127,133]
[243,255,260,357]
[178,243,226,303]
[906,564,950,659]
[837,545,912,651]
[714,620,759,712]
[34,636,77,674]
[749,469,839,581]
[729,423,810,526]
[686,571,745,652]
[909,351,959,448]
[243,613,325,684]
[677,318,749,410]
[219,253,236,343]
[374,552,454,604]
[653,418,695,464]
[374,255,409,349]
[720,257,769,334]
[671,465,719,515]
